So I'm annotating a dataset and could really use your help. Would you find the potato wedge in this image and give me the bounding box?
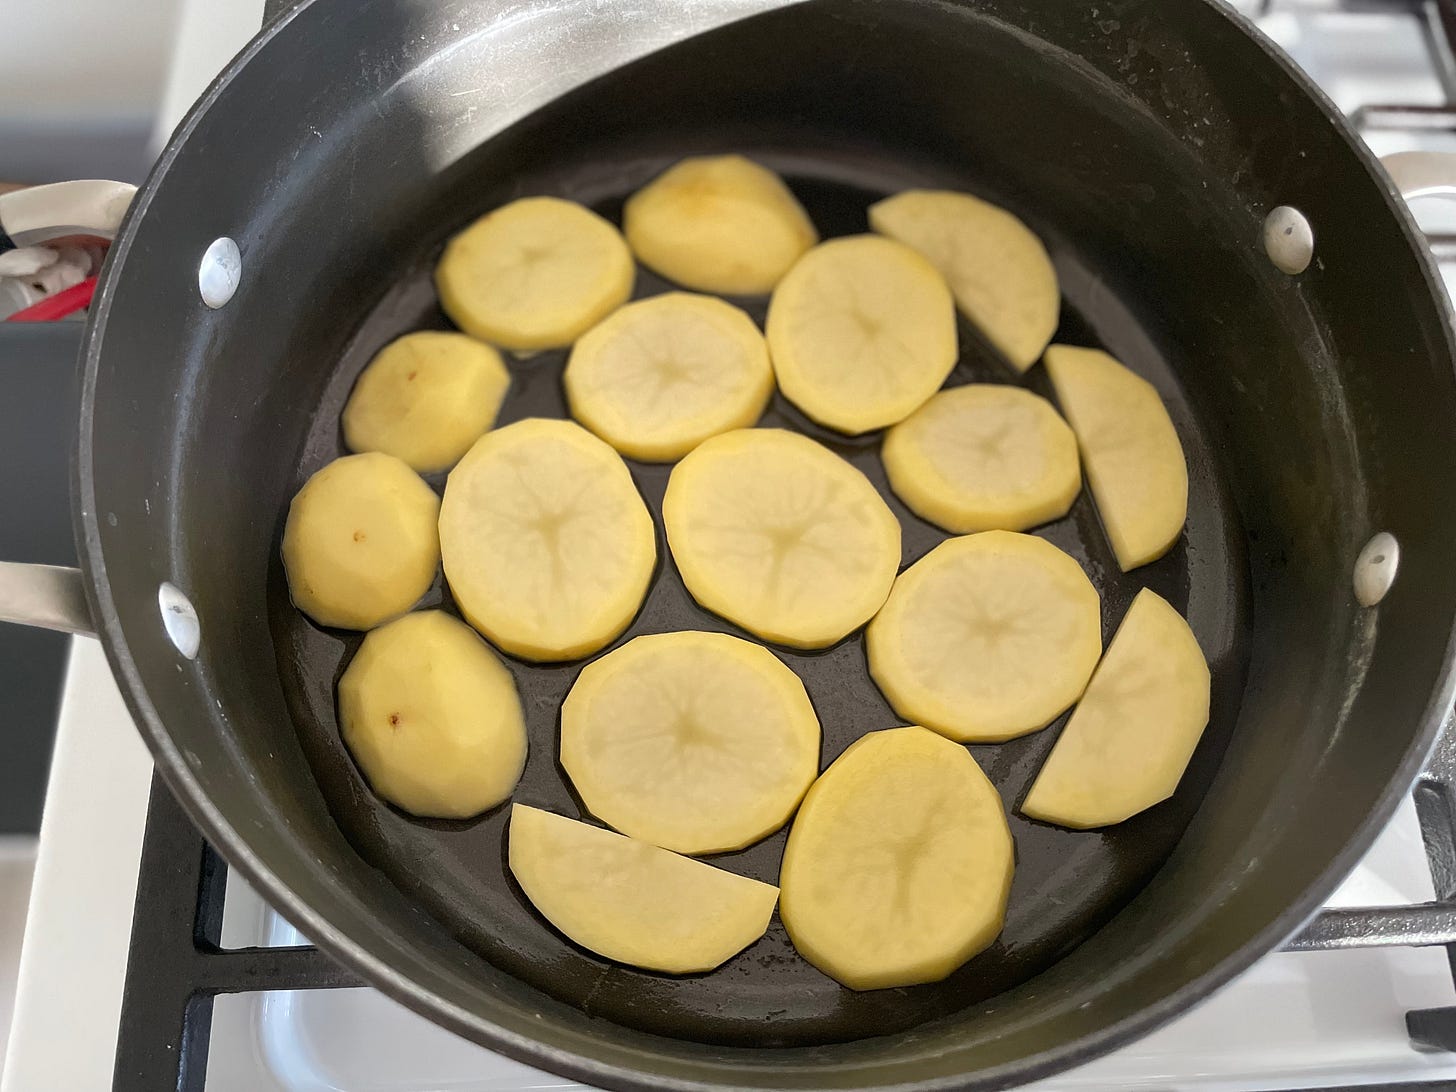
[765,235,957,434]
[624,155,817,295]
[282,452,440,630]
[663,428,900,648]
[561,631,820,854]
[867,531,1101,741]
[1043,344,1188,571]
[508,804,778,974]
[1022,589,1210,828]
[338,610,527,818]
[438,418,655,661]
[779,726,1013,991]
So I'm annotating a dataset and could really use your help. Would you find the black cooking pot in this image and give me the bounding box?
[5,0,1456,1088]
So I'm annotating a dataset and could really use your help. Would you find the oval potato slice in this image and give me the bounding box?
[624,155,817,295]
[868,189,1058,372]
[564,292,773,462]
[766,235,957,434]
[435,196,633,352]
[867,531,1101,742]
[508,804,779,974]
[561,631,820,855]
[338,610,527,819]
[779,726,1013,991]
[439,418,655,661]
[1043,345,1188,571]
[1021,589,1211,829]
[882,384,1080,533]
[663,428,901,649]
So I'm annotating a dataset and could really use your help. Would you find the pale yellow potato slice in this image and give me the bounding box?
[435,197,633,352]
[508,804,778,974]
[561,631,819,855]
[624,155,817,295]
[1043,345,1189,571]
[342,331,511,474]
[438,418,655,661]
[338,610,526,818]
[765,235,957,434]
[779,726,1013,991]
[868,189,1058,372]
[282,452,440,630]
[662,428,900,648]
[882,384,1080,533]
[564,293,772,462]
[867,531,1101,742]
[1022,589,1210,828]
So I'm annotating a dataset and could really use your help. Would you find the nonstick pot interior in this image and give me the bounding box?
[78,0,1456,1087]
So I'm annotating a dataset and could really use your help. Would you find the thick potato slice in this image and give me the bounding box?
[765,235,957,434]
[663,428,900,648]
[867,531,1101,741]
[1043,345,1188,571]
[779,726,1013,991]
[435,197,634,352]
[508,804,778,974]
[338,610,527,818]
[282,452,440,630]
[342,331,511,474]
[561,631,820,855]
[564,293,773,461]
[623,155,817,295]
[1022,589,1210,828]
[868,189,1058,372]
[882,384,1080,533]
[439,418,655,662]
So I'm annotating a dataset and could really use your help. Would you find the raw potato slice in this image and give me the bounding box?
[779,726,1013,991]
[564,293,773,461]
[1043,345,1188,571]
[765,235,957,434]
[882,384,1080,533]
[561,631,820,855]
[342,331,511,474]
[435,196,634,352]
[1022,589,1211,828]
[867,531,1101,742]
[868,189,1058,372]
[663,428,901,648]
[439,418,655,661]
[338,611,527,819]
[508,805,778,974]
[282,452,440,630]
[623,155,817,295]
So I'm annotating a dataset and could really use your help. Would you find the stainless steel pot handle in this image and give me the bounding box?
[0,562,93,636]
[1382,151,1456,200]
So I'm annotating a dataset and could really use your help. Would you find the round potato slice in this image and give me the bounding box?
[509,804,779,974]
[623,155,817,295]
[342,331,511,474]
[867,531,1101,741]
[561,631,820,855]
[439,418,655,661]
[882,384,1080,533]
[435,196,634,352]
[564,293,773,461]
[338,610,527,819]
[766,235,957,434]
[282,452,440,630]
[663,428,901,649]
[780,726,1013,991]
[869,189,1059,372]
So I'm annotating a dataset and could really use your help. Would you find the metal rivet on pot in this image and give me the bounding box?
[1353,532,1399,607]
[1263,206,1314,275]
[158,582,201,659]
[198,237,241,309]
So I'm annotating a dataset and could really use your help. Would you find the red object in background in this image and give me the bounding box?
[5,276,98,323]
